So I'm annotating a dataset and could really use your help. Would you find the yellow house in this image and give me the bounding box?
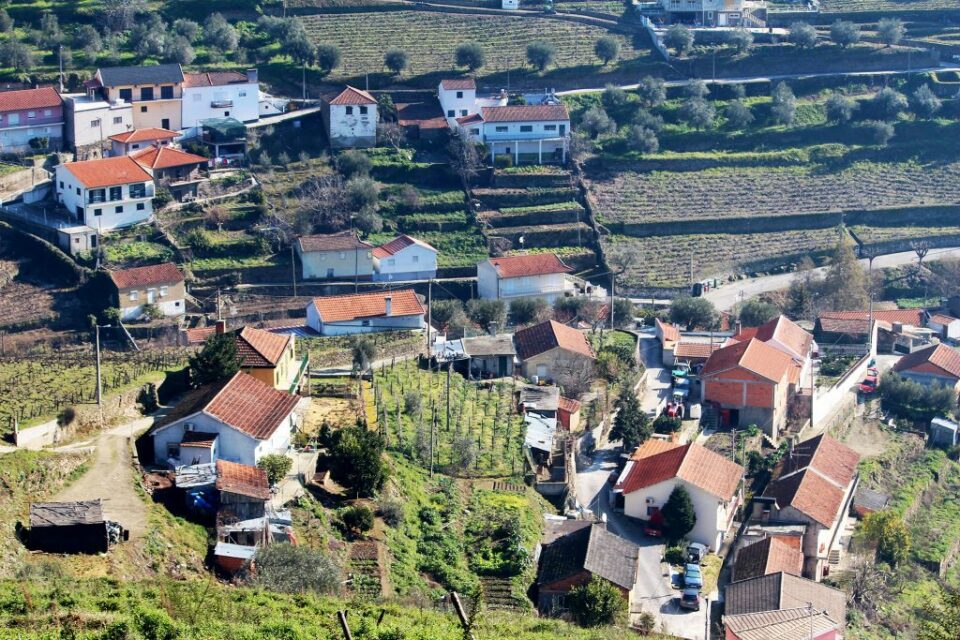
[88,63,184,131]
[235,326,306,392]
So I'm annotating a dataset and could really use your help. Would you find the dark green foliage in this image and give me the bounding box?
[466,299,506,332]
[879,372,956,424]
[653,414,682,434]
[871,87,908,120]
[669,296,717,331]
[315,43,341,75]
[203,13,238,52]
[431,299,469,334]
[861,510,911,567]
[384,48,408,74]
[789,22,817,49]
[679,97,715,130]
[134,608,178,640]
[466,509,529,577]
[567,576,627,627]
[610,388,651,451]
[737,298,779,326]
[877,18,905,47]
[770,82,797,126]
[911,84,942,119]
[580,105,616,138]
[664,545,686,565]
[257,454,292,485]
[921,586,960,640]
[337,150,372,178]
[664,24,694,56]
[830,20,861,49]
[594,36,620,65]
[253,544,341,594]
[378,498,405,526]
[661,484,697,544]
[825,92,858,123]
[724,100,754,129]
[510,297,548,325]
[727,29,753,54]
[329,427,387,497]
[601,84,632,125]
[339,504,375,535]
[526,41,556,71]
[635,76,666,109]
[345,176,379,211]
[455,41,485,71]
[860,120,895,147]
[188,333,240,386]
[351,336,377,372]
[625,125,658,155]
[633,108,664,133]
[684,79,709,99]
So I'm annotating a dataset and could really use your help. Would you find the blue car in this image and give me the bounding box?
[683,563,703,590]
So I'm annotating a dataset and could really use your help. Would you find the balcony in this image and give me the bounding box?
[210,100,234,109]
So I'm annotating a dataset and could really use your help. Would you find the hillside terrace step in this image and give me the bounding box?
[479,207,585,228]
[471,187,578,208]
[488,222,594,249]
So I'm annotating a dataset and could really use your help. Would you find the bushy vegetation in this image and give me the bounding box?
[880,372,957,424]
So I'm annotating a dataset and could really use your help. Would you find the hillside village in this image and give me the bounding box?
[1,0,960,638]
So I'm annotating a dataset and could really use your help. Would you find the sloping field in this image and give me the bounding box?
[818,0,960,12]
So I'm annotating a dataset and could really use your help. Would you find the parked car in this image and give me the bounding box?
[678,588,701,611]
[683,563,703,589]
[687,542,708,564]
[672,361,691,379]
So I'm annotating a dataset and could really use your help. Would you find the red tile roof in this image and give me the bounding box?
[674,341,721,359]
[754,315,812,362]
[929,313,959,326]
[702,339,794,383]
[441,78,477,90]
[310,289,424,323]
[0,86,61,113]
[236,326,291,368]
[456,113,484,125]
[203,372,301,440]
[131,145,208,170]
[894,343,960,379]
[617,443,743,500]
[733,537,804,582]
[656,318,680,343]
[108,128,178,144]
[183,71,250,88]
[297,231,372,253]
[372,234,437,259]
[184,326,217,345]
[783,433,860,488]
[480,104,569,123]
[629,438,681,461]
[329,85,376,105]
[558,396,581,414]
[109,262,183,290]
[818,309,924,332]
[486,253,572,278]
[514,320,595,360]
[63,155,153,189]
[215,459,270,500]
[180,431,218,447]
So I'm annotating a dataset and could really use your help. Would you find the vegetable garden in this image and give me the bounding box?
[369,359,526,477]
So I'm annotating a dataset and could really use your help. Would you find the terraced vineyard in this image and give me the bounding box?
[850,223,960,246]
[589,161,960,224]
[301,11,647,78]
[818,0,960,11]
[604,228,840,290]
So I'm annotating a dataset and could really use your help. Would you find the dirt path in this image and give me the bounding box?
[53,417,153,539]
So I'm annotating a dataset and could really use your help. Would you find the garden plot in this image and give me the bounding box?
[589,161,960,225]
[301,11,646,79]
[850,223,960,247]
[604,227,839,290]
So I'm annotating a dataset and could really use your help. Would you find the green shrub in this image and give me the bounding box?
[339,505,374,535]
[257,453,293,485]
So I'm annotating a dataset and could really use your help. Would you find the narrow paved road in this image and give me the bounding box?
[704,246,960,311]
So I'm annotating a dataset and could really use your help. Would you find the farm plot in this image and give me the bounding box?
[0,347,188,434]
[818,0,959,11]
[850,223,960,248]
[301,12,647,79]
[369,359,527,477]
[589,161,960,225]
[604,227,839,290]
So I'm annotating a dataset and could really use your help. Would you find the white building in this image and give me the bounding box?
[55,155,155,230]
[615,440,744,550]
[928,313,960,341]
[306,289,425,336]
[660,0,767,27]
[373,234,438,281]
[502,0,520,8]
[182,70,260,138]
[109,127,178,156]
[295,231,375,280]
[458,104,570,164]
[0,86,64,154]
[109,262,185,321]
[323,86,377,149]
[62,93,134,160]
[150,371,304,468]
[438,78,507,127]
[477,253,573,302]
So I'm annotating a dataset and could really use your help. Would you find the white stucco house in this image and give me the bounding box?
[438,78,507,127]
[659,0,767,27]
[62,92,134,160]
[306,289,425,336]
[108,127,178,156]
[109,262,185,321]
[928,313,960,341]
[373,234,438,281]
[295,231,375,280]
[181,70,260,138]
[323,86,377,149]
[150,371,304,468]
[55,155,155,229]
[615,440,744,550]
[477,253,573,302]
[457,104,570,164]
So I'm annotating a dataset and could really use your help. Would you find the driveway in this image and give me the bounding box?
[639,335,671,417]
[576,434,707,639]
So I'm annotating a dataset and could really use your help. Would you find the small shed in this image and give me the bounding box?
[216,460,271,522]
[201,117,247,160]
[462,334,516,379]
[519,385,560,418]
[214,541,257,575]
[851,486,891,519]
[557,396,582,432]
[930,417,960,449]
[28,500,109,554]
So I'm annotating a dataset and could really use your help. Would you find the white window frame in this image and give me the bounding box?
[129,291,139,301]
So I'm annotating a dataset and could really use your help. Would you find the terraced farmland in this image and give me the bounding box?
[818,0,960,11]
[301,11,647,78]
[604,228,840,290]
[589,161,960,225]
[851,224,960,247]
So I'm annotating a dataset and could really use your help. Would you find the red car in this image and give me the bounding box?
[645,510,665,537]
[860,379,877,394]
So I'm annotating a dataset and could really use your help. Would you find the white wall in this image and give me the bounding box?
[329,103,377,148]
[480,119,568,143]
[120,297,184,321]
[0,123,63,152]
[153,413,260,467]
[298,247,375,280]
[438,86,477,126]
[375,244,437,280]
[56,165,154,230]
[306,303,425,336]
[182,81,259,135]
[623,478,728,550]
[478,264,569,301]
[64,96,133,150]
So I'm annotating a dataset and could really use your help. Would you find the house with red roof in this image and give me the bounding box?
[109,262,185,321]
[150,371,304,467]
[55,155,155,229]
[323,86,377,148]
[109,127,178,155]
[927,313,960,342]
[131,144,210,201]
[614,439,744,549]
[477,253,575,302]
[87,63,185,131]
[893,343,960,394]
[514,320,595,381]
[456,102,570,164]
[752,433,860,581]
[437,78,507,127]
[306,289,425,336]
[372,234,438,281]
[0,86,64,152]
[181,69,259,137]
[296,231,375,280]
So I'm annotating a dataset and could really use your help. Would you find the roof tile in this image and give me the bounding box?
[329,86,376,105]
[894,343,960,379]
[203,372,301,440]
[64,155,154,189]
[109,128,178,144]
[373,234,437,259]
[183,71,250,88]
[702,339,794,382]
[514,320,594,360]
[310,289,424,324]
[131,145,208,170]
[733,537,804,582]
[486,253,572,278]
[236,326,291,368]
[297,231,372,253]
[480,104,569,123]
[617,442,743,500]
[215,459,270,500]
[440,78,477,90]
[0,86,61,113]
[109,262,182,289]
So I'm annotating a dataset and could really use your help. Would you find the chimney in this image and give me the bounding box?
[384,295,392,317]
[215,320,226,334]
[246,68,258,84]
[735,320,742,335]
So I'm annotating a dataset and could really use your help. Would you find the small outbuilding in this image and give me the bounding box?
[930,417,960,449]
[216,459,271,522]
[462,334,516,378]
[27,500,126,554]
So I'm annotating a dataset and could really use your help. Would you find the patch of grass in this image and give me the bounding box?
[103,241,175,267]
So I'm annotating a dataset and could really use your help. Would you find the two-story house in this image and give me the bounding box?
[438,78,507,127]
[372,234,438,281]
[0,86,64,153]
[457,104,570,164]
[55,155,155,229]
[62,92,133,159]
[660,0,767,27]
[323,86,377,149]
[615,439,744,550]
[181,70,260,138]
[131,145,209,201]
[477,253,574,302]
[109,127,178,156]
[296,231,375,280]
[87,63,184,131]
[514,320,594,381]
[233,326,307,393]
[108,262,185,321]
[892,343,960,395]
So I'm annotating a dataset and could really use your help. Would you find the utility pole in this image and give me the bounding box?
[446,361,452,431]
[426,278,433,351]
[58,45,64,93]
[430,412,436,477]
[609,271,615,331]
[95,323,103,406]
[290,243,297,297]
[217,288,222,321]
[807,602,814,640]
[302,63,306,101]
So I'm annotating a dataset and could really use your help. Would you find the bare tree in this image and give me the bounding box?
[553,355,596,398]
[205,204,229,232]
[448,131,483,187]
[377,122,406,151]
[912,240,931,268]
[294,173,349,233]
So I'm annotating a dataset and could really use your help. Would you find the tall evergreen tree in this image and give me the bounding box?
[188,332,240,386]
[822,233,869,311]
[610,389,651,451]
[661,485,697,543]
